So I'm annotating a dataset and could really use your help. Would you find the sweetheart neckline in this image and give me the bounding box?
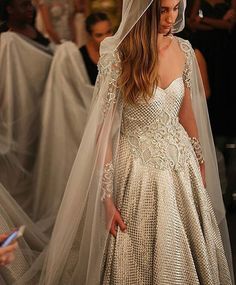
[156,77,183,92]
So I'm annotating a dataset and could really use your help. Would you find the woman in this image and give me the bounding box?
[36,0,233,284]
[89,0,122,31]
[0,0,50,46]
[79,12,113,85]
[0,0,234,284]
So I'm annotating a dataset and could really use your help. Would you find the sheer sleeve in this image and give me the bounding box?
[96,51,122,201]
[182,40,193,89]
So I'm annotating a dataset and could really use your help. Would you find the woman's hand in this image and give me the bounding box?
[104,198,127,238]
[0,234,18,266]
[200,163,207,189]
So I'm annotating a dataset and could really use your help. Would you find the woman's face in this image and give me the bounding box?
[159,0,180,34]
[7,0,34,24]
[90,20,113,47]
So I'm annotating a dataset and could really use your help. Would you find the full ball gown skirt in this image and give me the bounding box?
[102,78,232,284]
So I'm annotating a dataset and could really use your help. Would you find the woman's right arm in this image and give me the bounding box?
[102,144,127,238]
[38,3,61,44]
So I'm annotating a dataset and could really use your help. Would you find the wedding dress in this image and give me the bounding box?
[0,1,234,284]
[102,38,232,284]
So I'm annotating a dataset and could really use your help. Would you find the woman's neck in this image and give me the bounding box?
[8,23,37,39]
[157,34,173,54]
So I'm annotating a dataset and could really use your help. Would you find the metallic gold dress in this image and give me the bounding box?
[101,63,232,283]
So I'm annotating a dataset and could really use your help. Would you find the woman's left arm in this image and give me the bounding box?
[179,88,206,187]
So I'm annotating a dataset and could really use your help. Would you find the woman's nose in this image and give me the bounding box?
[166,15,174,24]
[166,13,174,24]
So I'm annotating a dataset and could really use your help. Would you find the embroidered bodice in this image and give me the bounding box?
[97,37,194,171]
[121,77,193,171]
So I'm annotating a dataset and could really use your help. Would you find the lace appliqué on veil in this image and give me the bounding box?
[178,39,193,89]
[101,162,114,201]
[97,51,122,115]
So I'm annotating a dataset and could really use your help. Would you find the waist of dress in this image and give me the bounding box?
[120,119,194,171]
[121,116,180,138]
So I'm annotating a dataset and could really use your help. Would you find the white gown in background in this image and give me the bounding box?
[0,32,52,216]
[32,42,94,230]
[40,0,75,41]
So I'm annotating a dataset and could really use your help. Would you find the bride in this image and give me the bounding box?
[0,0,234,284]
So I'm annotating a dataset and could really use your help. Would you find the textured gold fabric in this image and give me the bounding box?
[102,78,232,284]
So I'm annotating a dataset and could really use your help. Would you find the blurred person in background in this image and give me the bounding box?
[89,0,122,31]
[36,0,75,44]
[80,12,113,85]
[0,0,50,46]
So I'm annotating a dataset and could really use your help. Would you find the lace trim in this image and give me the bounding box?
[101,162,114,201]
[190,137,204,164]
[178,38,193,89]
[97,51,122,115]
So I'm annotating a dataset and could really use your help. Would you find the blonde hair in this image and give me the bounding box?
[118,1,160,105]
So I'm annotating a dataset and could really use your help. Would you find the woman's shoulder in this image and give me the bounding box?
[174,36,194,54]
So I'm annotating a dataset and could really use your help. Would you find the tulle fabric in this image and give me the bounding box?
[32,42,94,234]
[0,32,52,216]
[190,53,234,281]
[0,183,48,284]
[5,1,234,284]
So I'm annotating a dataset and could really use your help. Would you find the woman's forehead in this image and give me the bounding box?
[160,0,181,7]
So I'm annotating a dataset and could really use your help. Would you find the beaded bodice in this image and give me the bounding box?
[121,77,193,171]
[97,37,194,171]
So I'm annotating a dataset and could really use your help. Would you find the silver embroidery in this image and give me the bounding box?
[122,78,193,171]
[190,137,205,164]
[178,38,193,89]
[98,51,122,115]
[101,162,114,201]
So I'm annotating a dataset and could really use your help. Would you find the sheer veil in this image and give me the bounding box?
[15,0,234,284]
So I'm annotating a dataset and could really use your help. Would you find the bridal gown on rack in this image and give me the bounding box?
[102,38,232,285]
